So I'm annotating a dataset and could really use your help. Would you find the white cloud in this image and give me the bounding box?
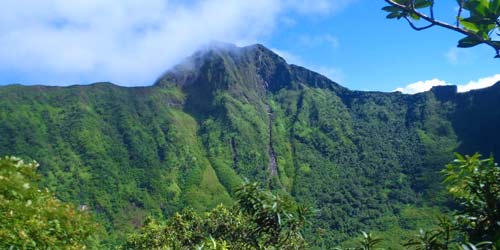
[394,74,500,94]
[457,74,500,92]
[1,0,280,85]
[0,0,354,86]
[394,79,448,94]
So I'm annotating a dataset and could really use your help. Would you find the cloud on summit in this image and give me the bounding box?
[0,0,355,86]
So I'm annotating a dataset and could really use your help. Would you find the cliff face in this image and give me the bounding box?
[1,44,499,246]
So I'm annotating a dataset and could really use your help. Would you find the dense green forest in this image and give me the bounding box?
[2,153,498,249]
[1,44,500,248]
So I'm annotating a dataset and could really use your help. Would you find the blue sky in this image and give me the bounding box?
[0,0,498,93]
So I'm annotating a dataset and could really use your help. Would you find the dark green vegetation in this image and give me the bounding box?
[337,153,500,250]
[383,0,500,58]
[1,44,500,248]
[0,156,99,249]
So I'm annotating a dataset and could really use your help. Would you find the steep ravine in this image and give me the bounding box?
[265,102,285,191]
[266,104,278,177]
[230,137,238,171]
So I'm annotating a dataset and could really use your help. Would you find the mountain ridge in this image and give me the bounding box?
[1,43,500,247]
[3,43,499,96]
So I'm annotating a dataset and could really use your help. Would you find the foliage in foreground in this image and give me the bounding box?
[0,156,99,249]
[443,153,500,243]
[121,182,311,250]
[383,0,500,58]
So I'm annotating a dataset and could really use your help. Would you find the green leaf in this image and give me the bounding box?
[457,36,482,48]
[386,12,403,19]
[410,12,420,20]
[460,19,481,32]
[491,0,500,15]
[382,6,402,13]
[414,0,432,9]
[464,0,490,16]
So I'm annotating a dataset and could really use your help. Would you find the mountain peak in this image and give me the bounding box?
[155,43,345,94]
[155,43,285,86]
[181,42,282,65]
[200,42,278,57]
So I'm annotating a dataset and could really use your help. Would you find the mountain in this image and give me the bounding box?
[1,43,499,247]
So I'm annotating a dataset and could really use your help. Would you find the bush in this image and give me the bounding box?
[0,156,99,249]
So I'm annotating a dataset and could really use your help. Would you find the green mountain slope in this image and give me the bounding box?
[1,44,499,247]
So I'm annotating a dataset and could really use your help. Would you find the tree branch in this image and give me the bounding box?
[385,0,471,36]
[385,0,500,58]
[430,0,435,19]
[457,0,464,28]
[404,16,435,31]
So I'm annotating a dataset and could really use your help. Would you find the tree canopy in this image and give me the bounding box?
[336,153,500,250]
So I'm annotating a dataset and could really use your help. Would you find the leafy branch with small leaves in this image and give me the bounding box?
[0,156,100,249]
[383,0,500,58]
[442,153,500,245]
[122,181,312,250]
